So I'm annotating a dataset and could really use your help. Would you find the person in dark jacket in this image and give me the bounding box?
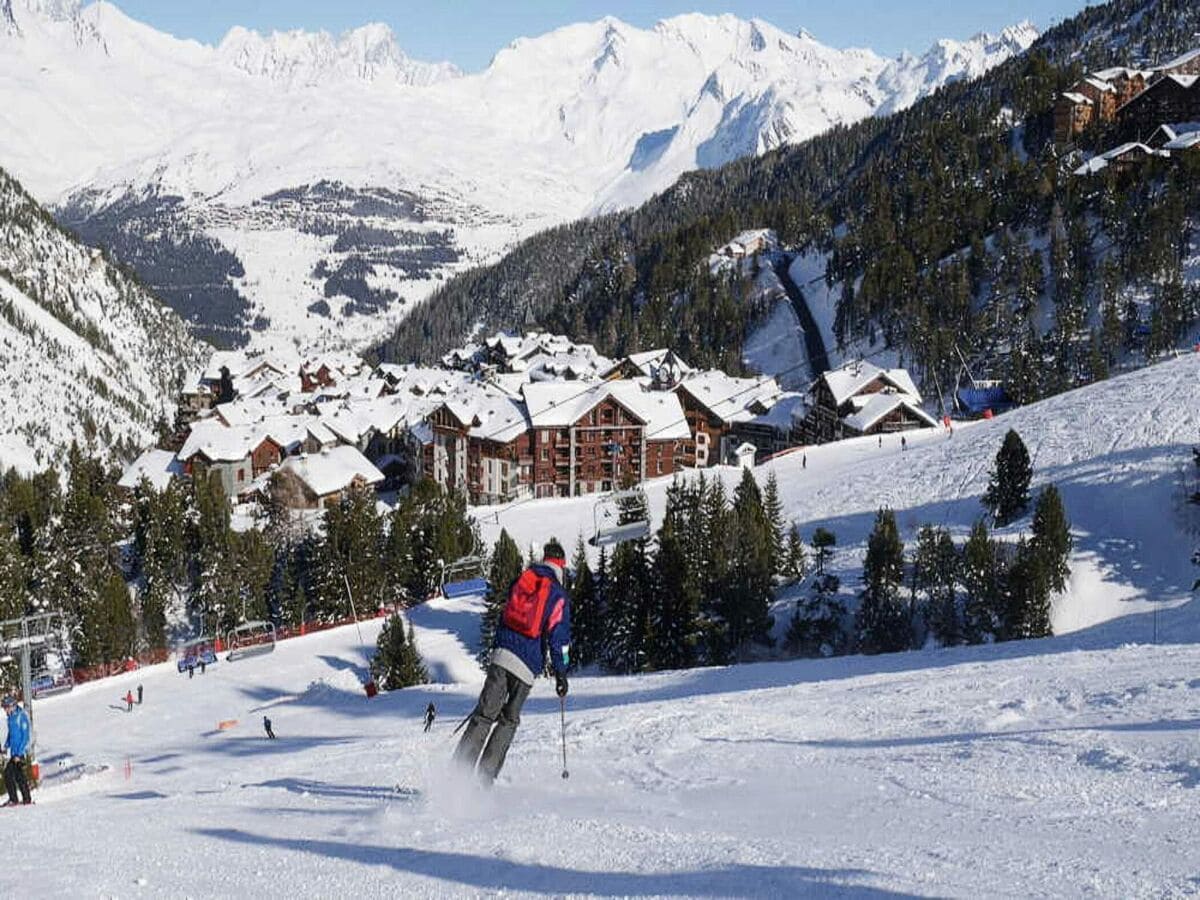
[137,684,143,705]
[2,696,32,806]
[424,702,436,733]
[263,716,275,740]
[454,539,571,785]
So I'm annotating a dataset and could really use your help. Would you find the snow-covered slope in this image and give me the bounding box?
[480,352,1200,643]
[11,436,1200,897]
[0,165,203,471]
[0,1,1035,352]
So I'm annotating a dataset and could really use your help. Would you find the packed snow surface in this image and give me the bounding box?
[7,355,1200,896]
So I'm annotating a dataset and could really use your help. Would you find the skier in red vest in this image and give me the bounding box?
[124,690,135,712]
[454,539,572,785]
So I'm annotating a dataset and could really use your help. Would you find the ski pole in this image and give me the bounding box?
[559,695,569,780]
[451,712,472,736]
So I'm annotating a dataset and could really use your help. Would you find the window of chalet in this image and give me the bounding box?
[237,469,245,482]
[541,448,549,461]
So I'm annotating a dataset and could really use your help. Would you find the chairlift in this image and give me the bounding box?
[439,548,489,600]
[588,489,651,548]
[225,621,277,662]
[29,644,73,699]
[176,636,218,674]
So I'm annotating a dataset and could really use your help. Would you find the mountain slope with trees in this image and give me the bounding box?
[0,166,204,470]
[377,0,1200,404]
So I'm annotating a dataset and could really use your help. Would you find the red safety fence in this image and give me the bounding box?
[64,605,408,690]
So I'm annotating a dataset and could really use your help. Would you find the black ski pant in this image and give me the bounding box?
[4,757,31,804]
[454,663,531,784]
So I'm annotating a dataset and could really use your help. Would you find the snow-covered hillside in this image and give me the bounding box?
[0,0,1035,352]
[11,445,1200,896]
[479,352,1200,643]
[0,166,204,472]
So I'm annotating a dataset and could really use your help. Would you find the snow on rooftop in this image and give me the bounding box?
[278,445,383,497]
[819,361,922,407]
[841,393,937,433]
[1158,47,1200,71]
[117,448,183,491]
[677,370,785,424]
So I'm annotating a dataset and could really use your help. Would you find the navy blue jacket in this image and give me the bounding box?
[494,563,571,678]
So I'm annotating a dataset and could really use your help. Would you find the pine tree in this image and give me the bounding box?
[310,483,387,623]
[478,529,523,668]
[856,508,910,654]
[569,537,601,668]
[651,479,701,670]
[782,524,807,584]
[762,471,787,577]
[785,572,846,657]
[695,475,732,664]
[1029,484,1072,595]
[0,518,27,621]
[982,429,1032,526]
[370,613,428,690]
[1004,538,1052,640]
[722,469,775,658]
[605,488,653,673]
[961,520,1003,644]
[912,525,960,647]
[811,527,836,576]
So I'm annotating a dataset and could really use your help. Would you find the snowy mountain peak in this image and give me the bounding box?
[215,22,460,87]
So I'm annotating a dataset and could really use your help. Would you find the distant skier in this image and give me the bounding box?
[454,539,571,786]
[2,696,32,806]
[137,684,143,705]
[901,435,908,451]
[802,453,807,470]
[424,703,436,733]
[187,663,194,680]
[263,716,275,740]
[878,435,882,448]
[124,690,135,712]
[199,660,206,675]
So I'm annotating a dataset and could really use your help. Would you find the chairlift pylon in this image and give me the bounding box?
[588,489,651,548]
[225,621,277,662]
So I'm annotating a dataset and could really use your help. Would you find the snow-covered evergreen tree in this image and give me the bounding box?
[478,529,522,668]
[370,613,428,691]
[856,508,910,654]
[982,429,1032,526]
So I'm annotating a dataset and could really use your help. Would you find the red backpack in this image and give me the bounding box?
[501,568,554,639]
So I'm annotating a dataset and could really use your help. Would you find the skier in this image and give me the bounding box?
[137,684,143,705]
[199,660,206,675]
[2,696,32,806]
[124,690,135,712]
[901,435,908,451]
[454,539,571,785]
[263,716,275,740]
[878,435,882,448]
[802,453,807,470]
[424,702,436,733]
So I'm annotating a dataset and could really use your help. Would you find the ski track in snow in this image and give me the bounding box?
[4,355,1200,897]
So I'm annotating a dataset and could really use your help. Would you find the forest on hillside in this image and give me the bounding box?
[376,0,1200,408]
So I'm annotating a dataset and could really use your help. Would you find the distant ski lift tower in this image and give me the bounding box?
[0,611,73,760]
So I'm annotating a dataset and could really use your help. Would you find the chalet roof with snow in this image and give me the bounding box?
[1073,142,1164,175]
[278,446,383,498]
[1060,91,1092,105]
[604,348,695,380]
[1157,48,1200,73]
[676,371,785,424]
[819,361,922,407]
[1083,76,1117,93]
[523,382,640,429]
[118,448,184,491]
[178,420,261,463]
[1165,129,1200,150]
[841,394,938,434]
[607,381,690,441]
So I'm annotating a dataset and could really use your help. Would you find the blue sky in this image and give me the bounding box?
[115,1,1090,71]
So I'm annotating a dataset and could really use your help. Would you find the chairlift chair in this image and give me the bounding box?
[225,621,278,662]
[29,646,73,699]
[588,489,651,548]
[439,550,489,600]
[176,636,218,673]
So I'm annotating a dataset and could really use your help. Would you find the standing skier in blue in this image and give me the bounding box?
[2,696,32,806]
[455,539,571,785]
